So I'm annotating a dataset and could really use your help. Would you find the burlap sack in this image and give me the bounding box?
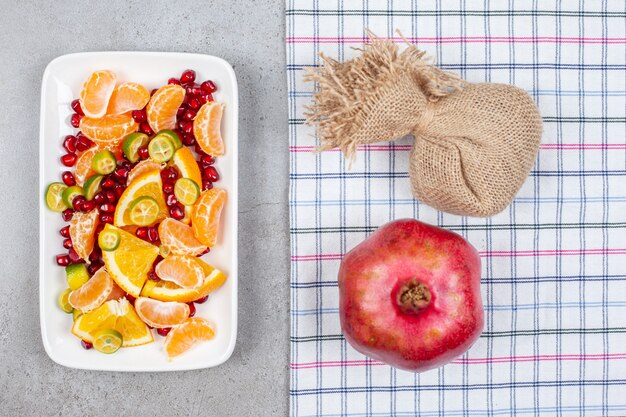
[304,34,542,217]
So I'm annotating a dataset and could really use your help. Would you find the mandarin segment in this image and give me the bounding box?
[126,160,163,185]
[74,146,123,186]
[193,101,225,156]
[155,255,205,289]
[135,297,190,328]
[146,84,186,132]
[79,70,117,118]
[107,82,150,115]
[79,113,138,146]
[69,209,100,263]
[163,317,215,359]
[158,218,207,256]
[68,268,114,312]
[191,188,227,247]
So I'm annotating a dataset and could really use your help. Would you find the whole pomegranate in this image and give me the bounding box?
[338,219,483,372]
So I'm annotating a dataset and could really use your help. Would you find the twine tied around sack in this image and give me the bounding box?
[304,31,542,217]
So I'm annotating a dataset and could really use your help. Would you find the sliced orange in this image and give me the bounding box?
[158,218,207,256]
[191,188,226,247]
[141,259,226,302]
[79,70,117,118]
[101,224,160,297]
[106,281,127,302]
[193,101,224,156]
[155,255,205,289]
[72,298,153,347]
[79,113,138,147]
[163,317,215,359]
[107,82,150,115]
[68,268,113,312]
[146,84,185,133]
[69,209,99,263]
[134,297,190,328]
[172,147,202,187]
[127,160,163,186]
[75,146,123,186]
[114,170,168,227]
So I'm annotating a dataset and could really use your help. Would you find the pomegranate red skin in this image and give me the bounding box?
[338,219,483,372]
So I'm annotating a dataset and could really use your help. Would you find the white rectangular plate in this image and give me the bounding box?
[39,52,238,371]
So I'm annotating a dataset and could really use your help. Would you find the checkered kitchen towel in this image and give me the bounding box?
[287,1,626,416]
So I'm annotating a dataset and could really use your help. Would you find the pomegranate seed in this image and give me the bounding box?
[101,178,115,190]
[194,144,207,156]
[138,146,149,160]
[76,134,94,152]
[203,166,220,182]
[100,203,115,213]
[170,206,185,220]
[180,69,196,84]
[62,239,73,250]
[81,340,93,350]
[62,171,76,186]
[126,294,136,304]
[70,113,81,128]
[182,134,196,146]
[93,192,106,205]
[71,99,84,116]
[61,153,77,167]
[168,77,181,85]
[163,183,174,194]
[114,167,128,181]
[87,263,101,275]
[202,179,213,191]
[63,135,77,153]
[82,200,96,211]
[188,303,196,317]
[161,167,178,183]
[72,196,86,211]
[199,93,213,104]
[139,122,154,136]
[95,223,105,234]
[148,271,159,281]
[68,248,81,263]
[201,80,217,93]
[179,121,193,135]
[99,214,114,224]
[56,254,70,266]
[61,209,74,221]
[196,247,210,256]
[188,97,201,110]
[166,194,178,207]
[151,88,158,96]
[136,227,148,240]
[118,159,132,170]
[60,226,70,238]
[89,250,102,263]
[157,327,171,337]
[183,109,197,121]
[200,155,215,168]
[114,184,125,198]
[105,190,117,204]
[195,295,209,304]
[131,109,147,123]
[147,227,159,243]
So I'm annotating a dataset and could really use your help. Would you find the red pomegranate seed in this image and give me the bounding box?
[126,294,137,304]
[105,190,117,204]
[179,121,193,135]
[68,248,81,263]
[60,225,70,238]
[62,209,74,222]
[200,155,215,168]
[101,178,115,189]
[183,109,197,121]
[100,203,115,213]
[62,171,76,186]
[199,93,214,104]
[56,254,70,266]
[138,146,150,160]
[196,247,210,256]
[95,223,105,234]
[157,327,171,337]
[87,263,101,275]
[82,200,96,211]
[194,144,207,156]
[163,183,174,194]
[76,134,94,152]
[72,196,86,211]
[114,167,128,181]
[131,109,147,123]
[203,166,219,182]
[93,192,106,205]
[194,295,209,304]
[176,106,186,119]
[81,340,93,350]
[182,134,196,146]
[148,271,159,281]
[147,227,159,243]
[136,227,148,240]
[201,80,217,93]
[63,135,77,153]
[71,99,84,116]
[139,122,154,136]
[118,159,132,170]
[188,97,201,110]
[151,88,158,96]
[180,69,196,84]
[114,184,125,198]
[168,77,181,85]
[187,302,196,317]
[61,153,77,167]
[89,249,102,262]
[161,167,178,183]
[170,206,185,220]
[202,179,213,191]
[62,239,73,250]
[70,113,81,128]
[166,194,178,207]
[99,214,114,224]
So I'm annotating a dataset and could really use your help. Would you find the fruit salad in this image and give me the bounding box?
[46,69,227,359]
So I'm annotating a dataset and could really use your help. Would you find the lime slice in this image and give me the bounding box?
[129,196,160,226]
[122,132,150,163]
[46,182,69,212]
[155,130,182,150]
[83,174,104,200]
[66,264,90,290]
[148,135,176,162]
[174,178,200,206]
[61,185,84,208]
[98,228,121,251]
[73,308,83,321]
[92,150,117,175]
[58,288,74,313]
[93,329,123,354]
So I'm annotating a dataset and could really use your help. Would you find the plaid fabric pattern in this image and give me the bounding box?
[286,1,626,416]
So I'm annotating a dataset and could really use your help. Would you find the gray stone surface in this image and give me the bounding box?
[0,1,289,416]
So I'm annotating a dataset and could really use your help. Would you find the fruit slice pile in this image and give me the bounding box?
[46,69,228,358]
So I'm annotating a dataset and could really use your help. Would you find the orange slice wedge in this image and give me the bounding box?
[114,169,168,227]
